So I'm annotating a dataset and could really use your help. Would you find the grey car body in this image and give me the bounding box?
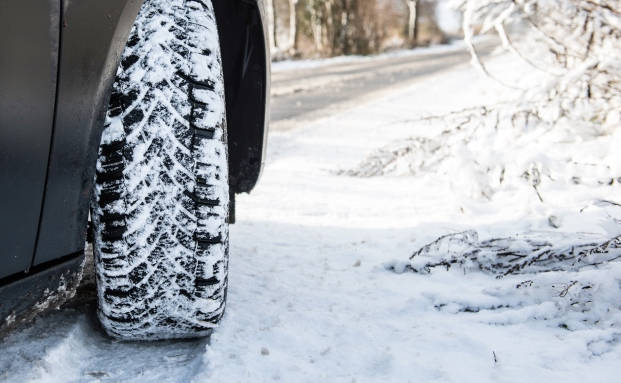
[0,0,270,329]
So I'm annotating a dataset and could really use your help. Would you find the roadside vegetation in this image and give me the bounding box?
[342,0,621,332]
[265,0,453,59]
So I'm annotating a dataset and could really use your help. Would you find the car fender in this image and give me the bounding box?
[33,0,144,265]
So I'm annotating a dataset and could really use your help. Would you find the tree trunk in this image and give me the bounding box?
[288,0,298,53]
[325,0,335,55]
[340,0,350,55]
[406,0,419,48]
[310,5,323,53]
[273,0,280,49]
[266,0,278,50]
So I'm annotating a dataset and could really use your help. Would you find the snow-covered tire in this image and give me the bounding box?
[91,0,229,340]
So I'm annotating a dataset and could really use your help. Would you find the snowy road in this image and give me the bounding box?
[270,40,496,130]
[2,44,621,382]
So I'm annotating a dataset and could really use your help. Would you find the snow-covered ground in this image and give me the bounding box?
[2,50,620,382]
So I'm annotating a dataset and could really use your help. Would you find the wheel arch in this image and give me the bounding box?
[213,0,270,194]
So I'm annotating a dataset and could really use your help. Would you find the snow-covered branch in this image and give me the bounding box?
[458,0,621,124]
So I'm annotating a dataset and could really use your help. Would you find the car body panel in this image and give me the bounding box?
[0,0,60,278]
[33,0,143,266]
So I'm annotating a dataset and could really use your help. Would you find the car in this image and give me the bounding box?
[0,0,270,340]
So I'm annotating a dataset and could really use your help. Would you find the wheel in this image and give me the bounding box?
[91,0,229,340]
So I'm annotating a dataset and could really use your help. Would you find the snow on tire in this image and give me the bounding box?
[91,0,229,340]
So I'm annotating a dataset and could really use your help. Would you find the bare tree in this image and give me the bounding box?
[266,0,278,50]
[287,0,300,52]
[406,0,419,47]
[458,0,620,119]
[309,3,324,52]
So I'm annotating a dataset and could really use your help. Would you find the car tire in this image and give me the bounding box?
[91,0,229,340]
